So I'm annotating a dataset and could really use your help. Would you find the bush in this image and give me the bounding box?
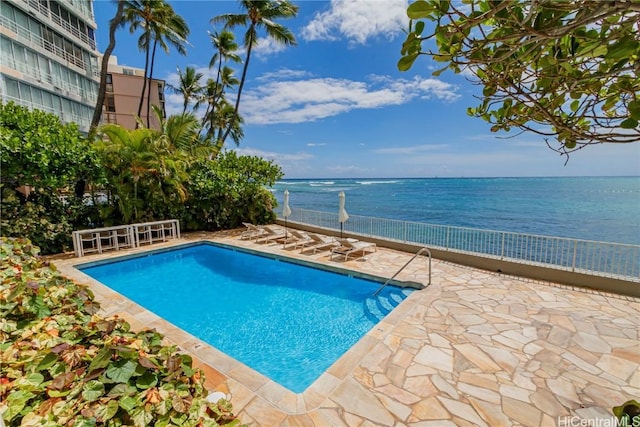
[0,103,104,254]
[0,237,242,426]
[179,151,283,230]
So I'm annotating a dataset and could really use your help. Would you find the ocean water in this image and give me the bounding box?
[272,177,640,245]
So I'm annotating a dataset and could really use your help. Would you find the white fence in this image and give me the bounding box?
[279,208,640,282]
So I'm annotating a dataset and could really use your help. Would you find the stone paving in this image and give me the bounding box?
[52,229,640,427]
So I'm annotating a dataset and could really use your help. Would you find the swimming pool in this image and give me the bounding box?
[79,242,414,393]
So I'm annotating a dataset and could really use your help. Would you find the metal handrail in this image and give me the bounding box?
[373,247,431,296]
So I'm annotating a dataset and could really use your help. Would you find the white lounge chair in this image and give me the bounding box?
[301,233,338,254]
[283,229,313,249]
[255,225,287,244]
[240,222,266,240]
[330,238,377,261]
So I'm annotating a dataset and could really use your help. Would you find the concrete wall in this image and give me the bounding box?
[108,73,163,130]
[277,219,639,298]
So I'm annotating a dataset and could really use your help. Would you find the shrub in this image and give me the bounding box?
[0,237,242,426]
[0,102,104,254]
[179,151,283,230]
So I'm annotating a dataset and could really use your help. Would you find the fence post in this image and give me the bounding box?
[572,242,578,272]
[501,232,505,260]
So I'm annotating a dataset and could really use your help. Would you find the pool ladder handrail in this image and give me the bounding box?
[373,247,432,296]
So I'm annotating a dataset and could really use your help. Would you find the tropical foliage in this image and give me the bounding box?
[1,103,283,254]
[212,0,299,145]
[123,0,190,127]
[398,0,640,156]
[0,237,242,427]
[180,151,283,231]
[0,103,103,254]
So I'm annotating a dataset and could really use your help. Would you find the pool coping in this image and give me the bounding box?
[53,236,429,415]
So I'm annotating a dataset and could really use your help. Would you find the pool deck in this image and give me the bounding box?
[52,229,640,427]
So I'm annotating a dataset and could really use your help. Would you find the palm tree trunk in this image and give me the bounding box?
[219,30,253,146]
[137,34,151,122]
[147,39,159,128]
[89,0,124,136]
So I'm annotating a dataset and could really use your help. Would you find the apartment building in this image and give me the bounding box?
[0,0,100,132]
[102,55,166,130]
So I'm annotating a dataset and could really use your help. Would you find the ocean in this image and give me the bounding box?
[271,177,640,245]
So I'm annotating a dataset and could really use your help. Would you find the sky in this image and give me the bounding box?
[92,0,640,179]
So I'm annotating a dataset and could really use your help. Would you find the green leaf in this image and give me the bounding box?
[398,54,419,71]
[605,36,639,60]
[432,65,449,77]
[82,380,105,402]
[135,371,158,390]
[88,347,113,373]
[95,399,119,422]
[119,396,137,413]
[36,352,58,371]
[620,118,638,129]
[73,417,97,427]
[483,86,496,97]
[570,100,580,112]
[106,359,137,383]
[108,383,137,397]
[5,390,36,421]
[415,21,425,36]
[407,0,436,19]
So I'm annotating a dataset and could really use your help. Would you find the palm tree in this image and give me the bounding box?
[201,67,239,140]
[90,0,125,135]
[145,6,189,127]
[97,124,160,222]
[170,66,204,114]
[207,29,241,121]
[212,0,298,145]
[123,0,189,127]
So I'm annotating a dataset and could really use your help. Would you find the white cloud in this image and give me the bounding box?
[162,66,460,126]
[302,0,409,45]
[253,37,289,58]
[233,147,316,177]
[307,143,327,147]
[256,69,312,82]
[233,147,313,162]
[241,73,459,124]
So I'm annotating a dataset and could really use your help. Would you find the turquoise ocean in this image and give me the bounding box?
[272,177,640,245]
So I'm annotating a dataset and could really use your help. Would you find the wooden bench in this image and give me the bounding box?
[72,219,180,257]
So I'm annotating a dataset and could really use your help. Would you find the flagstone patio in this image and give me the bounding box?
[53,229,640,427]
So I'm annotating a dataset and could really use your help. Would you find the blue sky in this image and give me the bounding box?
[93,0,640,179]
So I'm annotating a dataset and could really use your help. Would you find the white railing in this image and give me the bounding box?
[279,208,640,282]
[21,0,97,50]
[0,15,93,74]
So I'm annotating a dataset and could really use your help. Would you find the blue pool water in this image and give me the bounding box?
[79,243,413,393]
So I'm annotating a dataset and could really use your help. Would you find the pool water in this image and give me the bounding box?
[79,243,414,393]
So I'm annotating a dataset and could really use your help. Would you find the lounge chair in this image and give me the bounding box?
[240,222,266,240]
[301,233,338,254]
[283,229,313,249]
[330,238,377,261]
[255,225,287,244]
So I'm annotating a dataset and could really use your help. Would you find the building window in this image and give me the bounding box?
[122,68,135,75]
[105,94,116,112]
